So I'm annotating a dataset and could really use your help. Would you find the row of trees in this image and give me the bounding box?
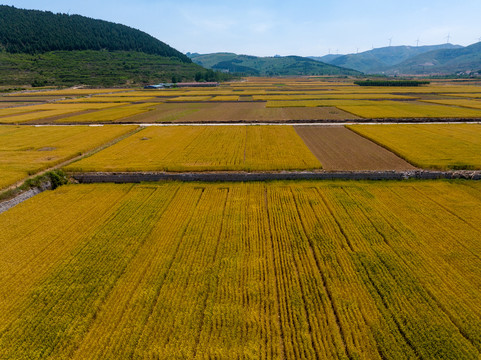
[354,80,430,86]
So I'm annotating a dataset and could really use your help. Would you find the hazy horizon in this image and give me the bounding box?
[3,0,481,57]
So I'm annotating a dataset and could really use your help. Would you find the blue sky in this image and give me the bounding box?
[3,0,481,56]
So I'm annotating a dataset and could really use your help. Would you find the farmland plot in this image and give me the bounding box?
[65,125,322,172]
[294,125,416,170]
[348,124,481,169]
[336,100,481,118]
[0,125,137,189]
[0,181,481,359]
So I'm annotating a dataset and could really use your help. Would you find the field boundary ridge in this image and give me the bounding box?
[71,170,481,183]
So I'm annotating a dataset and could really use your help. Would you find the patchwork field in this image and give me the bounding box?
[348,124,481,169]
[65,125,322,172]
[2,78,480,124]
[0,125,137,189]
[294,126,416,170]
[1,181,481,359]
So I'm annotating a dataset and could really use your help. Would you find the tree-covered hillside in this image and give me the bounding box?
[321,44,462,74]
[0,5,191,63]
[189,53,361,76]
[0,50,206,87]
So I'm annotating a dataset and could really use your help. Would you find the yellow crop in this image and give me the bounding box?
[0,125,137,189]
[255,94,415,101]
[420,99,481,109]
[209,95,239,101]
[167,96,213,102]
[57,103,158,123]
[65,125,322,172]
[348,124,481,169]
[0,181,481,358]
[445,93,481,98]
[266,100,374,107]
[337,100,481,118]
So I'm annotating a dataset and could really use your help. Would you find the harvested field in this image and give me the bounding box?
[0,125,138,189]
[59,96,156,103]
[348,124,481,169]
[65,125,322,172]
[176,102,360,122]
[294,126,416,170]
[1,181,481,359]
[100,102,360,123]
[0,102,41,108]
[8,89,129,96]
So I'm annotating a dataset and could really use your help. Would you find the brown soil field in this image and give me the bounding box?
[294,125,417,171]
[0,102,41,109]
[119,102,360,122]
[181,103,361,122]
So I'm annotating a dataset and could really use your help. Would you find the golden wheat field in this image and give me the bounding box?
[0,125,137,189]
[1,181,481,359]
[65,125,322,172]
[348,124,481,169]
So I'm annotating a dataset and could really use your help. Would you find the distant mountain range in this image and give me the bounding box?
[187,53,361,76]
[312,43,481,75]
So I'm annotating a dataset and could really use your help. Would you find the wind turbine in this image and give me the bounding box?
[446,33,451,44]
[416,38,420,47]
[388,37,393,47]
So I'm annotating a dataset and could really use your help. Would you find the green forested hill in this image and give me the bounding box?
[323,44,462,73]
[0,5,190,63]
[0,50,204,87]
[385,42,481,75]
[188,53,361,76]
